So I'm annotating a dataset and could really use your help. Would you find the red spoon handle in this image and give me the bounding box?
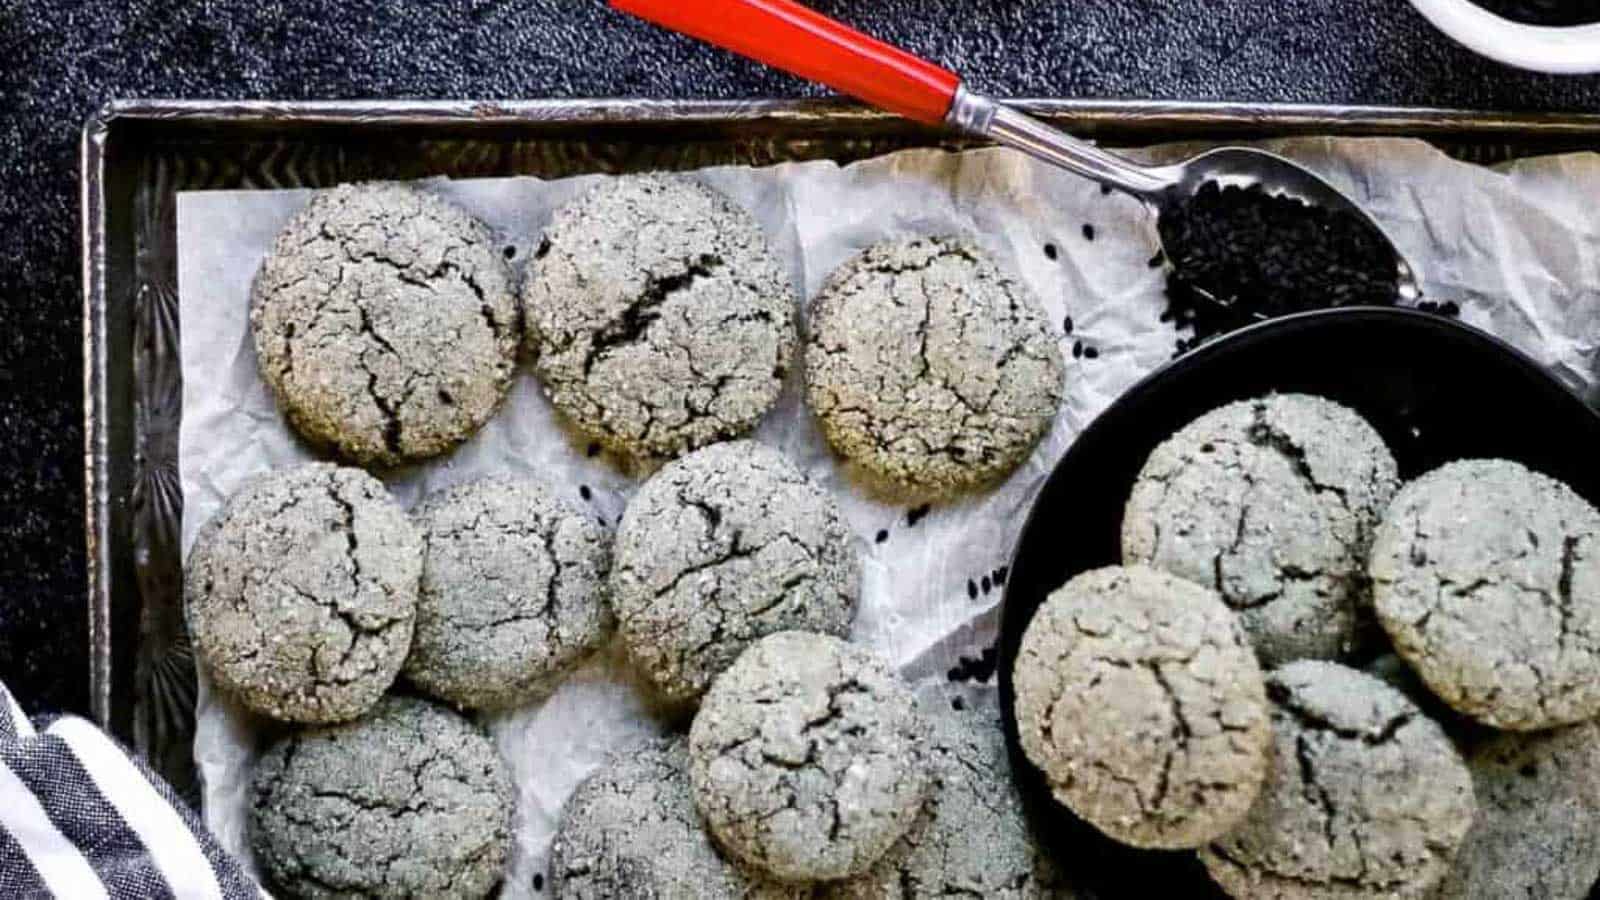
[611,0,961,125]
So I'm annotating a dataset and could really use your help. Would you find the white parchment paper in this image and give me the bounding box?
[176,138,1600,896]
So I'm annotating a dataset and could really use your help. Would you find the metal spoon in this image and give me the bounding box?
[611,0,1419,301]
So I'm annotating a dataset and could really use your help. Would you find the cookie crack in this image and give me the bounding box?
[1295,735,1339,856]
[650,529,760,600]
[1269,682,1414,745]
[1210,461,1257,604]
[1557,535,1579,651]
[1147,661,1192,813]
[582,253,722,376]
[353,305,405,455]
[537,520,563,624]
[326,478,365,596]
[1246,402,1350,511]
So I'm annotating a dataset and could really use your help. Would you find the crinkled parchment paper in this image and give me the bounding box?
[176,138,1600,896]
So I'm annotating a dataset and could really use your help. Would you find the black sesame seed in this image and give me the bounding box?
[967,579,979,600]
[994,565,1009,585]
[1084,346,1100,360]
[585,443,601,458]
[533,238,551,260]
[1072,341,1083,359]
[1156,182,1399,346]
[948,650,997,683]
[1062,315,1074,335]
[951,695,966,711]
[503,245,517,259]
[949,644,999,683]
[1043,242,1058,260]
[981,575,991,593]
[533,873,544,891]
[1440,300,1461,317]
[907,504,931,527]
[875,529,889,544]
[579,484,592,501]
[1082,223,1096,241]
[1099,182,1113,196]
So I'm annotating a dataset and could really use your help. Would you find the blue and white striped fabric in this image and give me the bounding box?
[0,682,261,899]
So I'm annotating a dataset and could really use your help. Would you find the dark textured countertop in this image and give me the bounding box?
[3,0,1600,716]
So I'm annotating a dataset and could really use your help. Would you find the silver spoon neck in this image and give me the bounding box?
[945,86,1174,198]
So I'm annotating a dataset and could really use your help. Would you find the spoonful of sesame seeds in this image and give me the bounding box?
[612,0,1420,319]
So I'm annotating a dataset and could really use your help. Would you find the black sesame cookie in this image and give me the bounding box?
[1012,565,1271,850]
[404,476,611,711]
[1122,393,1399,666]
[1431,720,1600,900]
[548,738,803,900]
[1370,458,1600,731]
[688,632,930,884]
[249,695,514,899]
[185,462,420,723]
[1200,661,1475,900]
[610,441,858,705]
[250,182,520,467]
[522,174,796,461]
[822,699,1073,899]
[804,235,1064,499]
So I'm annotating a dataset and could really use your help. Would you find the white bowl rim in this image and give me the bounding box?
[1409,0,1600,74]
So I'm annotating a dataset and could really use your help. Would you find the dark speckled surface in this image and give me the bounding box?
[2,0,1599,716]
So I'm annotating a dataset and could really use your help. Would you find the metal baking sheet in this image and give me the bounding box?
[81,97,1600,798]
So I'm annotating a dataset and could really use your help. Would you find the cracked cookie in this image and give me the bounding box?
[1012,565,1271,849]
[522,174,796,461]
[250,695,513,899]
[1431,720,1600,900]
[688,631,930,884]
[823,699,1072,899]
[549,737,804,900]
[1370,458,1600,731]
[803,235,1064,499]
[185,462,420,723]
[610,441,858,705]
[403,476,611,711]
[251,182,519,468]
[1200,661,1475,900]
[1122,393,1400,666]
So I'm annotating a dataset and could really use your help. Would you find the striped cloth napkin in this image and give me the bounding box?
[0,682,261,899]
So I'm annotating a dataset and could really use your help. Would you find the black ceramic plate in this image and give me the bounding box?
[998,306,1600,897]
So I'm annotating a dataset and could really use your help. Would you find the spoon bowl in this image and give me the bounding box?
[1155,146,1421,302]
